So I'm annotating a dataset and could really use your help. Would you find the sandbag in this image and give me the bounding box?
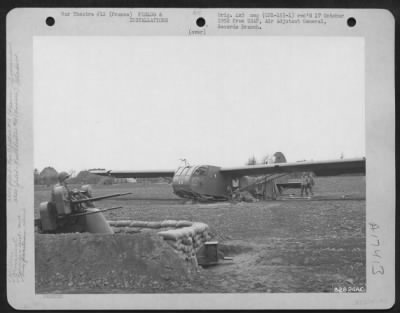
[159,227,191,241]
[176,220,193,228]
[147,221,162,228]
[128,221,150,227]
[185,228,196,238]
[181,237,193,245]
[109,220,151,228]
[109,220,132,227]
[161,220,178,228]
[158,231,180,241]
[164,239,182,249]
[191,222,208,234]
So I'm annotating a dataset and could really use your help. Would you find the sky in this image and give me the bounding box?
[33,36,365,172]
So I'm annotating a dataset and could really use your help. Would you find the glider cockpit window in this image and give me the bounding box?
[175,167,185,176]
[193,166,208,176]
[180,167,191,176]
[185,167,195,176]
[176,166,193,177]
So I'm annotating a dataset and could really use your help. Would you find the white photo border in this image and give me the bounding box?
[6,8,395,309]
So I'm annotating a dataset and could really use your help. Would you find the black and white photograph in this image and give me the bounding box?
[6,8,395,310]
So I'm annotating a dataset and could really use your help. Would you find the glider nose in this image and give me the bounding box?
[172,175,193,198]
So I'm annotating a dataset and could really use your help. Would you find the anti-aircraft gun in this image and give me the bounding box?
[35,184,131,234]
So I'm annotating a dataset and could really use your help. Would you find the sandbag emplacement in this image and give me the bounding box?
[108,219,192,229]
[157,222,211,261]
[158,222,208,241]
[35,232,196,293]
[107,219,212,263]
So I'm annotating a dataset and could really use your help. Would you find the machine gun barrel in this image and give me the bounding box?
[71,192,132,204]
[62,206,124,218]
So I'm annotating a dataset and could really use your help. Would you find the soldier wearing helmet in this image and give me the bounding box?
[51,171,71,205]
[58,172,71,185]
[56,172,71,194]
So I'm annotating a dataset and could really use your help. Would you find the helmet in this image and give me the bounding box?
[58,171,70,183]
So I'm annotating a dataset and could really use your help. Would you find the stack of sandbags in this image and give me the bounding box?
[157,222,212,262]
[108,219,194,233]
[161,220,178,228]
[108,220,165,232]
[107,219,213,264]
[108,220,146,233]
[109,220,151,228]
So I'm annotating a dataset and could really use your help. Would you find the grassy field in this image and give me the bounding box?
[35,176,366,293]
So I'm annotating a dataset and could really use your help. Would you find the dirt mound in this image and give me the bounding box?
[35,232,196,293]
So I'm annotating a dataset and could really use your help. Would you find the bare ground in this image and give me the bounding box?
[35,176,366,293]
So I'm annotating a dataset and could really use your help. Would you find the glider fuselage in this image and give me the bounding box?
[172,165,230,201]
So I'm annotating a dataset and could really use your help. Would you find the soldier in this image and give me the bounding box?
[306,172,314,196]
[231,178,240,200]
[54,172,70,191]
[51,171,71,212]
[232,177,240,192]
[300,172,308,197]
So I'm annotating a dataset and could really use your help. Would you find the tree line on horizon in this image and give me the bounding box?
[34,167,114,186]
[246,154,275,166]
[34,167,167,186]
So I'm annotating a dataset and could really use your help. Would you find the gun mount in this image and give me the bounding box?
[35,184,132,234]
